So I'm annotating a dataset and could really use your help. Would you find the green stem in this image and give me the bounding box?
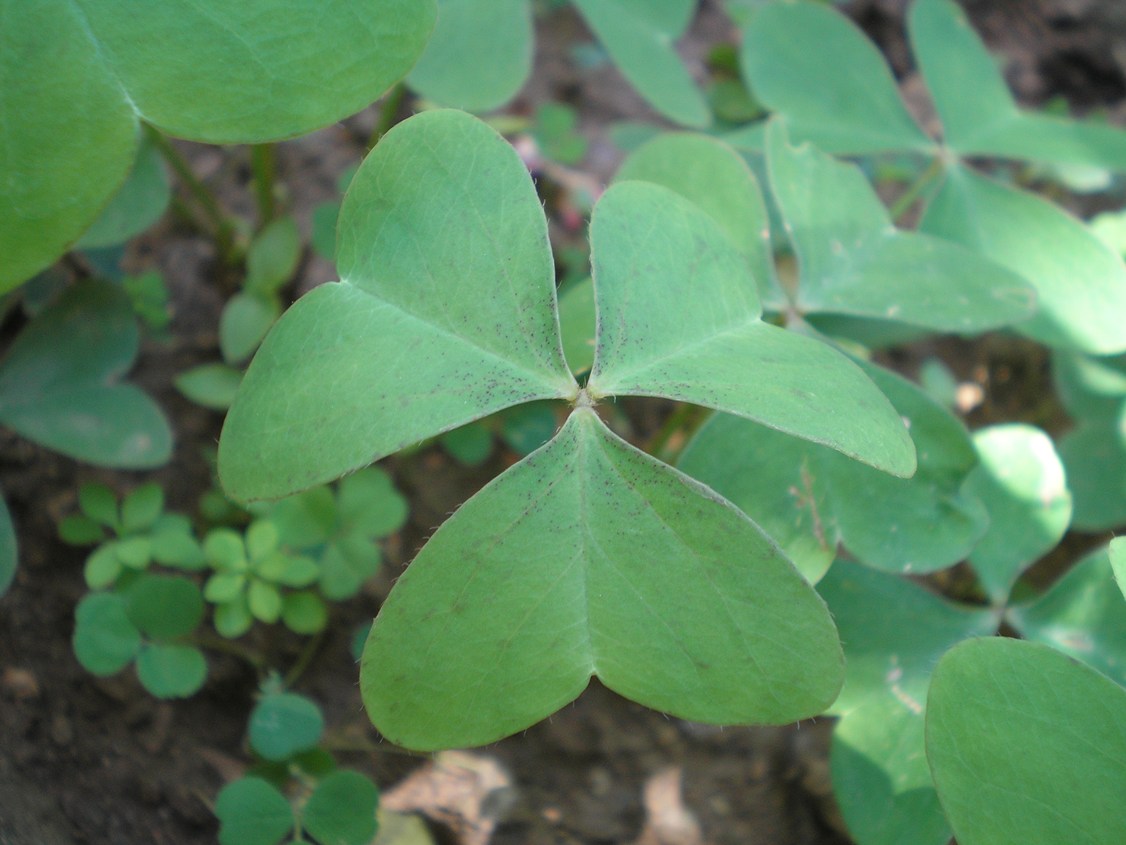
[645,403,704,464]
[888,156,944,224]
[368,84,406,150]
[283,629,325,688]
[145,124,240,263]
[193,630,267,669]
[251,143,278,224]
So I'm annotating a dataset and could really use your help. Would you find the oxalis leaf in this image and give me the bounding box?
[820,564,997,845]
[0,281,171,467]
[586,180,916,477]
[361,408,844,750]
[679,361,986,581]
[0,0,437,291]
[764,120,1037,333]
[219,110,579,500]
[926,638,1126,845]
[920,161,1126,355]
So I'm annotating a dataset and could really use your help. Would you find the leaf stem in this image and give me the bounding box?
[888,156,944,224]
[193,630,267,669]
[251,143,278,224]
[145,124,241,263]
[283,629,325,688]
[368,84,407,150]
[646,403,706,464]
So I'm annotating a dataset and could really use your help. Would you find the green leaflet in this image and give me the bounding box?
[614,132,781,307]
[820,564,997,845]
[587,180,916,477]
[1007,546,1126,686]
[361,409,843,749]
[572,0,710,128]
[965,425,1072,603]
[215,777,294,845]
[75,133,170,249]
[920,163,1126,355]
[679,361,986,581]
[764,121,1037,333]
[926,638,1126,845]
[408,0,532,112]
[909,0,1126,169]
[219,110,578,500]
[0,281,172,468]
[0,0,436,292]
[739,1,932,154]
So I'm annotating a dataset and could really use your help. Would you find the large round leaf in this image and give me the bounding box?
[220,110,577,500]
[362,408,844,750]
[0,0,437,291]
[926,638,1126,845]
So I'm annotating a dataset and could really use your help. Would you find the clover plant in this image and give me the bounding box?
[215,681,380,845]
[0,0,437,290]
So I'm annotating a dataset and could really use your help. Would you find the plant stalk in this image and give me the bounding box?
[193,630,267,669]
[145,124,240,263]
[283,629,325,688]
[250,143,278,224]
[368,84,406,150]
[888,156,944,224]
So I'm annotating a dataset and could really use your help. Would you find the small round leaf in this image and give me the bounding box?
[303,770,379,845]
[73,592,141,676]
[249,692,324,762]
[215,777,293,845]
[136,643,207,698]
[124,574,204,639]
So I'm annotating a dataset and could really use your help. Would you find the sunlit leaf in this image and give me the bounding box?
[965,425,1072,603]
[926,638,1126,845]
[920,163,1126,355]
[765,122,1036,332]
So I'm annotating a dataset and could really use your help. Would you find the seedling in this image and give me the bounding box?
[215,684,379,845]
[60,482,203,589]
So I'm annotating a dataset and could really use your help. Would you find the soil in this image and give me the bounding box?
[1,2,1123,844]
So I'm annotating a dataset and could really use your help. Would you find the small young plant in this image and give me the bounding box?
[60,482,203,589]
[215,682,379,845]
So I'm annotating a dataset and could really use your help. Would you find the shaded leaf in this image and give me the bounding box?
[220,293,281,366]
[135,643,207,698]
[216,777,294,845]
[303,770,380,845]
[124,574,204,640]
[680,362,987,579]
[75,132,170,249]
[0,281,172,467]
[249,692,325,762]
[1007,546,1126,685]
[174,363,244,411]
[0,0,437,290]
[73,592,141,676]
[0,495,16,597]
[572,0,710,128]
[408,0,531,112]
